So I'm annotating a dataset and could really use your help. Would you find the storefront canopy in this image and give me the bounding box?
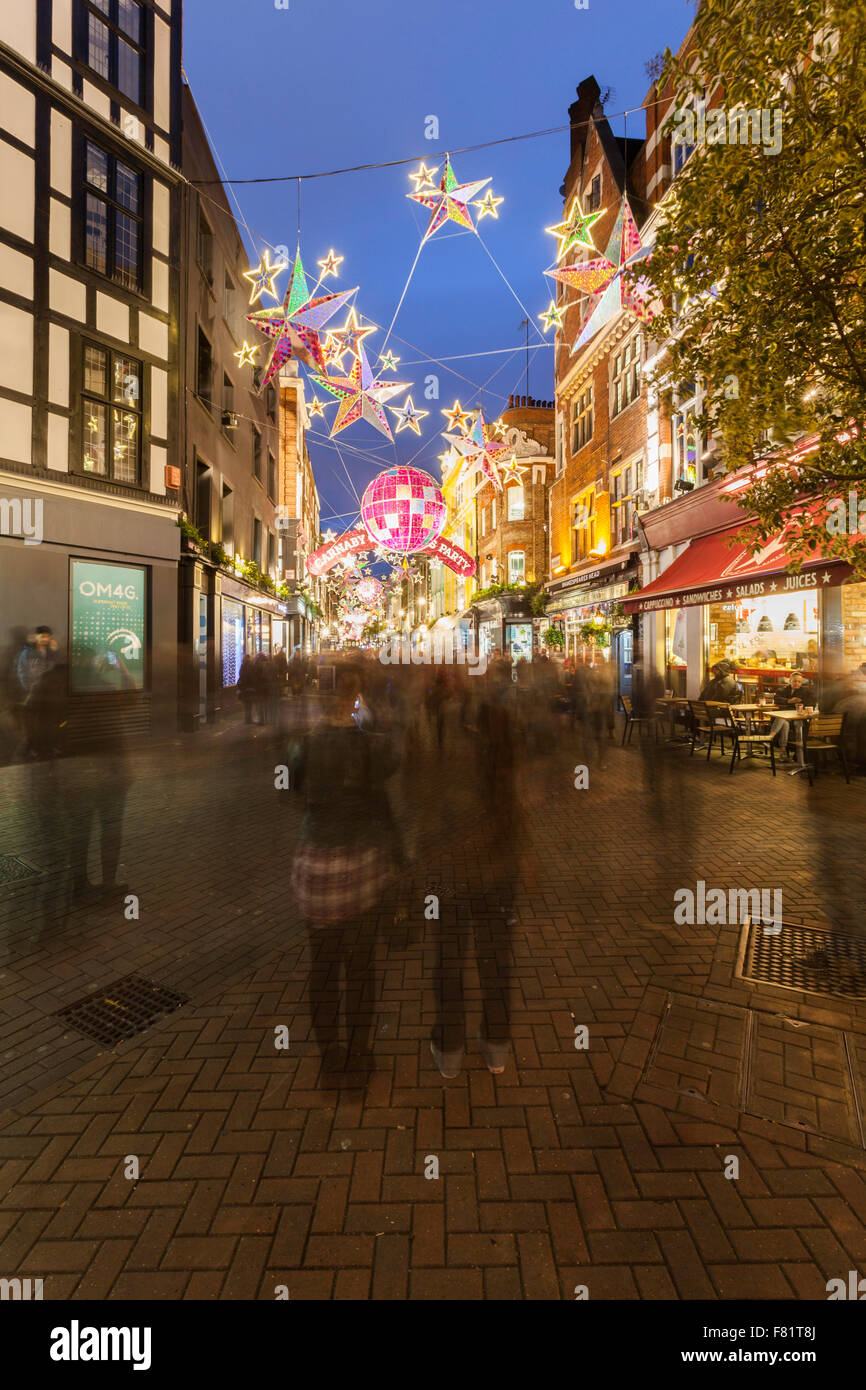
[623,519,851,615]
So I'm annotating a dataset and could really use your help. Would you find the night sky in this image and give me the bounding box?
[183,0,692,529]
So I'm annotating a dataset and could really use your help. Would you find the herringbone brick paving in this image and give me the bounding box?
[1,699,866,1298]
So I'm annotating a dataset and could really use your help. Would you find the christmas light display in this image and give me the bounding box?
[243,251,285,305]
[443,411,512,491]
[408,154,494,241]
[355,577,384,606]
[309,344,410,439]
[474,191,504,220]
[317,249,343,278]
[546,256,617,297]
[408,162,439,192]
[546,195,604,263]
[539,300,563,333]
[389,395,429,435]
[307,396,324,418]
[360,466,447,555]
[500,455,528,484]
[573,199,652,350]
[378,351,400,373]
[327,307,376,361]
[233,341,260,368]
[441,400,473,433]
[247,251,356,388]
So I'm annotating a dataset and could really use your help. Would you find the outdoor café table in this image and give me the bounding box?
[656,697,691,742]
[769,709,814,776]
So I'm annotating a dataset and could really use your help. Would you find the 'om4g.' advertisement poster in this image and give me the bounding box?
[70,560,146,692]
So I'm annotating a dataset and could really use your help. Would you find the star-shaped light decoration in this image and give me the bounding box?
[307,396,325,418]
[388,396,429,436]
[408,162,439,192]
[234,341,260,368]
[317,248,343,278]
[492,418,507,439]
[546,194,605,263]
[408,154,492,242]
[243,251,285,305]
[572,199,653,352]
[539,300,564,333]
[442,400,473,433]
[473,191,504,220]
[323,528,337,542]
[309,344,411,440]
[443,411,512,491]
[323,333,347,369]
[246,252,357,389]
[327,307,376,363]
[500,455,528,485]
[379,351,401,373]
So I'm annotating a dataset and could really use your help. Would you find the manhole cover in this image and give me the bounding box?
[0,855,39,884]
[740,919,866,1000]
[54,976,189,1047]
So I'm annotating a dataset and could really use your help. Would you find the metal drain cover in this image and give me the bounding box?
[54,975,189,1046]
[0,855,39,884]
[740,919,866,1000]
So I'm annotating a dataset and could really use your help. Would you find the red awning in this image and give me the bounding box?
[623,518,851,614]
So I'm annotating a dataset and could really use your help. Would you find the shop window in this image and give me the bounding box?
[508,550,525,583]
[70,558,146,692]
[611,337,641,417]
[708,592,819,684]
[571,385,593,454]
[83,0,145,106]
[507,486,524,521]
[84,140,143,290]
[611,460,643,546]
[197,212,213,285]
[81,342,141,484]
[665,607,688,695]
[572,489,596,562]
[196,328,212,407]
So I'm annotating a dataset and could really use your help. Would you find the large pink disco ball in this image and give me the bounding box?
[355,577,383,606]
[360,466,446,555]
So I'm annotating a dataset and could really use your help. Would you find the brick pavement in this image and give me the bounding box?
[2,701,866,1299]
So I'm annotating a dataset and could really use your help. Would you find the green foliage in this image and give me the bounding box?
[543,626,565,649]
[642,0,866,573]
[472,580,541,604]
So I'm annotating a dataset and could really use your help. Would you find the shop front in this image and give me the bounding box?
[624,515,856,698]
[545,558,635,692]
[473,593,537,664]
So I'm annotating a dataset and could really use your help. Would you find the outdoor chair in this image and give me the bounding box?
[687,699,715,759]
[712,705,777,776]
[620,693,657,746]
[804,713,850,785]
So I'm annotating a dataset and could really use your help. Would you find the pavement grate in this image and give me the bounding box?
[53,975,190,1047]
[0,854,40,884]
[740,918,866,1000]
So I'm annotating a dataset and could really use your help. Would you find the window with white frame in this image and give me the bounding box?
[571,385,593,454]
[507,485,524,521]
[610,458,643,547]
[672,391,702,487]
[508,550,525,583]
[611,336,641,417]
[572,489,596,562]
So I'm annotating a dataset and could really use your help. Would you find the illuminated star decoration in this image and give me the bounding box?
[408,162,439,192]
[307,396,325,418]
[327,307,376,363]
[389,396,429,436]
[539,300,564,333]
[546,194,605,263]
[441,400,473,433]
[444,411,512,491]
[572,199,653,351]
[243,251,285,305]
[379,351,401,373]
[492,418,506,439]
[500,455,528,485]
[408,154,493,241]
[317,248,343,278]
[323,528,337,542]
[246,251,356,389]
[473,191,504,220]
[309,344,411,440]
[234,341,259,368]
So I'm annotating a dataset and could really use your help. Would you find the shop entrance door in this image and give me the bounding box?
[617,628,633,700]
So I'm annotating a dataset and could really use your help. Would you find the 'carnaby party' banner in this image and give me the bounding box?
[306,529,476,578]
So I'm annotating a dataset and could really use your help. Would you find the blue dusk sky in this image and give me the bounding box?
[182,0,694,527]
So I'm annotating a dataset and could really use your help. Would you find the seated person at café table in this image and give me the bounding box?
[699,660,744,705]
[769,671,817,756]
